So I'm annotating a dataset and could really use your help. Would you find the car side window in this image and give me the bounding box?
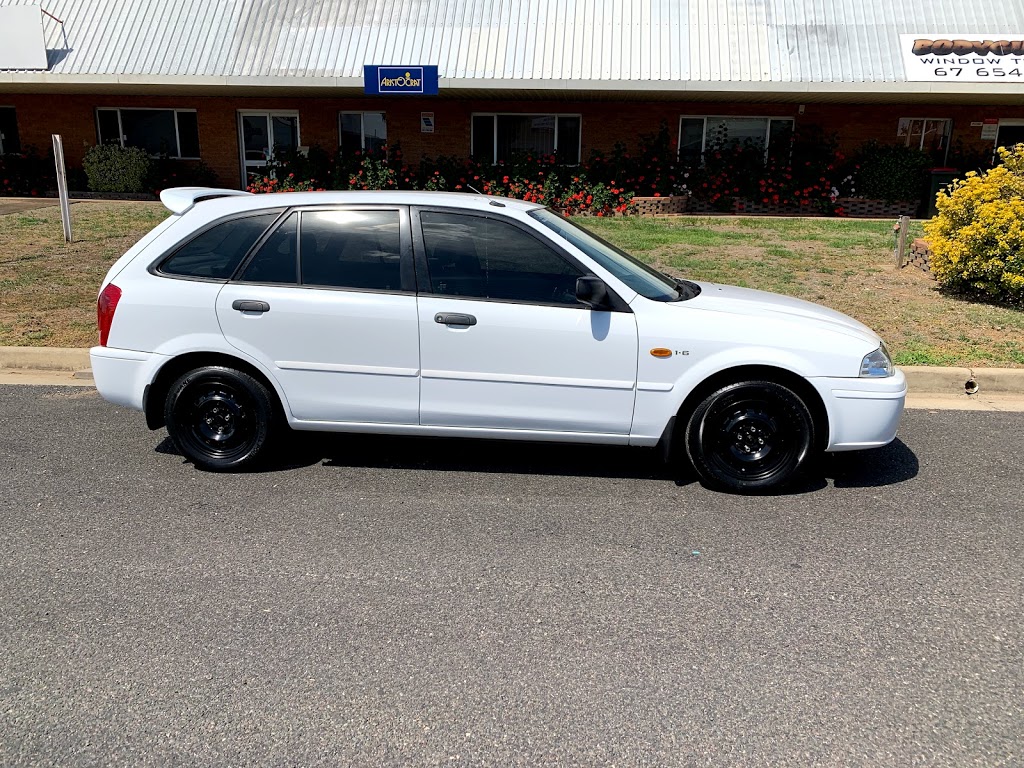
[238,213,298,284]
[419,211,584,305]
[299,210,403,291]
[158,213,279,279]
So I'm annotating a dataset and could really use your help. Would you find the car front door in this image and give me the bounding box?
[216,206,420,425]
[413,208,638,436]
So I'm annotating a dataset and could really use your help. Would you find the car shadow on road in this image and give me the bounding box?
[313,433,919,493]
[156,432,919,492]
[817,437,919,488]
[316,433,676,481]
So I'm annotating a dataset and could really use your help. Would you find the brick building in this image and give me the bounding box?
[1,0,1023,190]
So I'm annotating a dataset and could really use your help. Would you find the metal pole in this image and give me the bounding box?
[51,134,72,243]
[894,215,909,269]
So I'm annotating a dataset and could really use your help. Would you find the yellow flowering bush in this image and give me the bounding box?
[925,144,1024,304]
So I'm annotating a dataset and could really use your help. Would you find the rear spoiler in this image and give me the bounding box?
[159,187,253,215]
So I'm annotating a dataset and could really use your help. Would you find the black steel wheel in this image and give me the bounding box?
[164,366,276,471]
[684,380,815,493]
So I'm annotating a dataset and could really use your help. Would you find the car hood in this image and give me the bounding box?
[682,282,880,344]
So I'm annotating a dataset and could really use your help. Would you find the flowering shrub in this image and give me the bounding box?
[924,144,1024,305]
[246,173,324,193]
[348,155,398,190]
[252,143,632,215]
[0,147,54,196]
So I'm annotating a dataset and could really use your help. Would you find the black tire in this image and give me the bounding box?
[164,365,277,471]
[684,379,815,493]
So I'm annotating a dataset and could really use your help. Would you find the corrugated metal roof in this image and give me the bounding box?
[2,0,1024,86]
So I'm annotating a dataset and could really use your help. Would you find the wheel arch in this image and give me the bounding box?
[144,351,287,430]
[666,364,829,456]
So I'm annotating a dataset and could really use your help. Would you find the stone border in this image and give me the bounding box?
[630,196,920,218]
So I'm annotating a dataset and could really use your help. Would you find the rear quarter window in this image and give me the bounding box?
[157,213,280,279]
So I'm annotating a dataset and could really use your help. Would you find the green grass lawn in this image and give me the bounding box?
[1,202,1022,367]
[582,216,1024,368]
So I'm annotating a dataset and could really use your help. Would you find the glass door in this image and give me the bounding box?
[996,120,1024,152]
[0,107,20,155]
[238,111,299,187]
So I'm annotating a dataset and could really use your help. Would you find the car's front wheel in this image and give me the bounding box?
[684,380,815,493]
[164,365,277,471]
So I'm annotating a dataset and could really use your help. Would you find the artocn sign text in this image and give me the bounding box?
[364,65,439,95]
[901,34,1024,82]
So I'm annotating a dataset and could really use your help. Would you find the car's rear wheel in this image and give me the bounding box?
[164,365,276,471]
[684,380,815,493]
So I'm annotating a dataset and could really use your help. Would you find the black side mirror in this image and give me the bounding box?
[576,276,609,310]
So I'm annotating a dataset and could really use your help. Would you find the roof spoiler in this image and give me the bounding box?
[159,187,253,215]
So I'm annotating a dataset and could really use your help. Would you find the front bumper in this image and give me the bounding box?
[89,347,166,412]
[810,368,908,452]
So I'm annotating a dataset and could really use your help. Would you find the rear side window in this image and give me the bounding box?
[300,210,403,291]
[239,213,298,284]
[158,213,279,279]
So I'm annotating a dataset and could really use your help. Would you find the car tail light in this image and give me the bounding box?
[97,283,122,347]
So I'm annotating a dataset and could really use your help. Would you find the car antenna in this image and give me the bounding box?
[466,184,484,195]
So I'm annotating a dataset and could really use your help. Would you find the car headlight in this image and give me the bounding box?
[860,343,894,377]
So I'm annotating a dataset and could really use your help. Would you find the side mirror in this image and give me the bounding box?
[576,276,610,310]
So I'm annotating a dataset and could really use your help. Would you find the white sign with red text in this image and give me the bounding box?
[901,34,1024,82]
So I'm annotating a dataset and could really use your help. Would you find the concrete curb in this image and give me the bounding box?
[1,347,1022,396]
[0,347,91,372]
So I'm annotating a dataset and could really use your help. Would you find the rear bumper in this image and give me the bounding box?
[811,369,907,452]
[89,347,165,412]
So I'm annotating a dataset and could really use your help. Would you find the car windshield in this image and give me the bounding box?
[528,208,691,302]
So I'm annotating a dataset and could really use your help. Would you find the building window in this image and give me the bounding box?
[340,112,387,155]
[678,116,795,161]
[95,108,200,159]
[471,114,582,164]
[897,118,951,159]
[0,107,20,154]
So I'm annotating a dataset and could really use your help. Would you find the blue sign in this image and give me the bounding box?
[364,65,439,96]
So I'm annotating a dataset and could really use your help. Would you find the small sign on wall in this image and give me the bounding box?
[364,66,440,95]
[421,113,435,133]
[981,119,999,140]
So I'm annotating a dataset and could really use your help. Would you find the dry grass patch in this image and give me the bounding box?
[583,216,1024,368]
[0,202,168,346]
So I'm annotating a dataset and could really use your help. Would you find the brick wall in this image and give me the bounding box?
[3,92,1023,189]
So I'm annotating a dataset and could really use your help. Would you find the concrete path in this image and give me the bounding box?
[0,198,62,215]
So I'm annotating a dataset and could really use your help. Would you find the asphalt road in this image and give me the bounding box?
[1,386,1021,767]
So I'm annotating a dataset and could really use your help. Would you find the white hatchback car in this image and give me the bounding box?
[91,187,906,492]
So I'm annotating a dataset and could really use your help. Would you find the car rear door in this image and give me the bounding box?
[216,205,420,424]
[413,207,638,436]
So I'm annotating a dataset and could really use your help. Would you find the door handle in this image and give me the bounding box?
[232,299,270,313]
[434,312,477,326]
